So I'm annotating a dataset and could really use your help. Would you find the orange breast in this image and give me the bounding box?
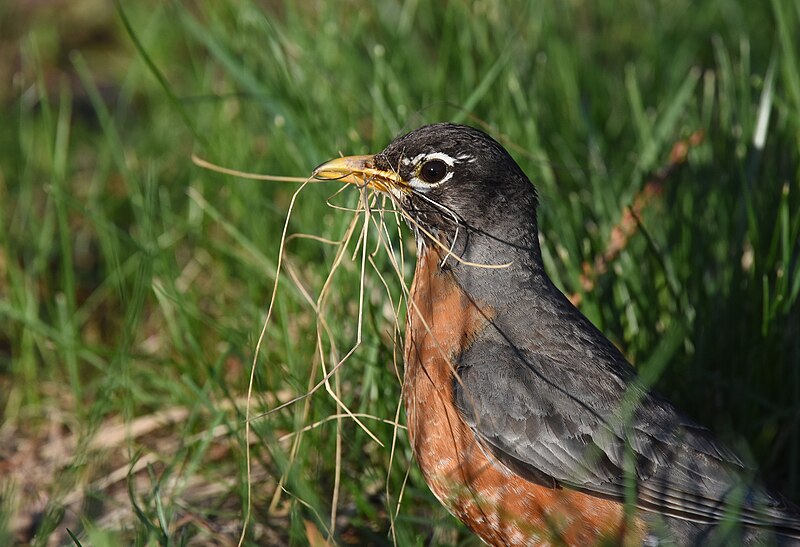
[403,248,645,546]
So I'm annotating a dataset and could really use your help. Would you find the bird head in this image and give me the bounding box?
[314,123,539,256]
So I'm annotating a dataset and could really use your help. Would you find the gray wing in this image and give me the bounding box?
[453,338,800,533]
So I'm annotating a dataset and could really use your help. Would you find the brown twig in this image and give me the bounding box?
[570,130,705,306]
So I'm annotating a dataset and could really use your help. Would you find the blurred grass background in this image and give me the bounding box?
[1,0,799,545]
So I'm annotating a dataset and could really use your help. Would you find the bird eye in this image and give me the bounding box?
[419,159,448,183]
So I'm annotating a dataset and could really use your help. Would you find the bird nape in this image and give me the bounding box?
[314,123,800,546]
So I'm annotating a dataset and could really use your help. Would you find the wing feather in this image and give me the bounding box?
[453,339,800,535]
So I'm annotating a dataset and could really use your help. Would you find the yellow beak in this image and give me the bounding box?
[312,155,409,194]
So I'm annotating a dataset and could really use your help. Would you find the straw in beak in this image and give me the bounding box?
[312,155,408,194]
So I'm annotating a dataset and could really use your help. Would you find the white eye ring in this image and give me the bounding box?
[408,152,456,189]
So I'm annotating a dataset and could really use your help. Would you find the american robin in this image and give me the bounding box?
[313,123,800,545]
